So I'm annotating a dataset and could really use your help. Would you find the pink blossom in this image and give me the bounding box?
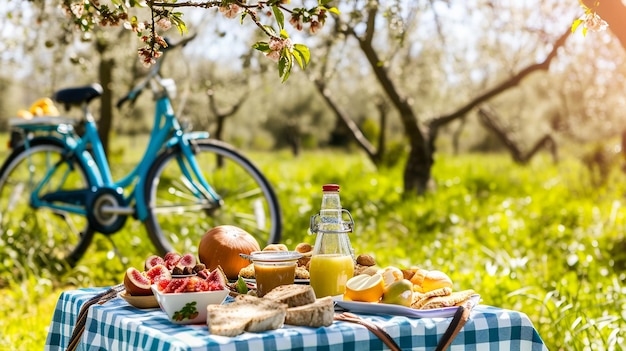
[269,37,283,51]
[582,12,608,32]
[265,50,281,62]
[220,4,240,19]
[156,17,172,30]
[289,15,303,31]
[309,20,321,34]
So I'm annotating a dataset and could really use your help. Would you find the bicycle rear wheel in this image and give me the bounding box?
[0,139,94,267]
[144,139,282,255]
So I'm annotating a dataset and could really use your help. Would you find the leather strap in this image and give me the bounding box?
[334,312,402,351]
[435,305,471,351]
[66,284,124,351]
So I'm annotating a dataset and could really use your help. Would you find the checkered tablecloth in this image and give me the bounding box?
[45,287,548,351]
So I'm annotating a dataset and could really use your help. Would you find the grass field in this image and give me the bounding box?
[0,140,625,350]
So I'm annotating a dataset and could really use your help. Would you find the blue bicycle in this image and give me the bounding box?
[0,38,281,266]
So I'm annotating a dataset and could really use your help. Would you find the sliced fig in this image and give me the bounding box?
[163,277,189,293]
[157,278,171,292]
[164,252,182,270]
[205,268,227,291]
[177,253,196,268]
[145,264,172,284]
[123,267,152,296]
[144,255,166,271]
[185,276,207,292]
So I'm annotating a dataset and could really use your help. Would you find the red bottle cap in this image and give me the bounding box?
[322,184,340,192]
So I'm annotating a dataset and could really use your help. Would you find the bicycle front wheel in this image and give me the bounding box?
[144,139,282,255]
[0,139,94,267]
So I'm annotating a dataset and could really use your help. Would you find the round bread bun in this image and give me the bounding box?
[263,243,289,251]
[295,243,313,255]
[411,269,453,293]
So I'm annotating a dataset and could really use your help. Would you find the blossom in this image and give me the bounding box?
[70,3,84,17]
[219,4,240,19]
[265,50,281,62]
[156,17,172,30]
[289,14,303,31]
[581,12,608,32]
[269,37,283,51]
[123,20,146,33]
[309,20,321,34]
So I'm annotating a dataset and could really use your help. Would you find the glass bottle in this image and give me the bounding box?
[309,184,355,297]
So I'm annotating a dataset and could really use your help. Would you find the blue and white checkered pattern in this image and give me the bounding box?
[45,287,548,351]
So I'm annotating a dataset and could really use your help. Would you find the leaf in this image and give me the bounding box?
[326,7,341,15]
[280,28,289,39]
[252,41,270,53]
[236,277,248,294]
[171,12,188,34]
[264,25,277,37]
[571,19,583,33]
[272,5,284,29]
[292,44,311,69]
[278,52,292,83]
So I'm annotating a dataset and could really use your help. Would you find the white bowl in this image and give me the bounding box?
[151,285,229,324]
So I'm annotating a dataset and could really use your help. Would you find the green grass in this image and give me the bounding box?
[1,143,625,350]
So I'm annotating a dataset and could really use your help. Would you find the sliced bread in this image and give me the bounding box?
[262,284,316,307]
[285,296,334,327]
[206,294,287,336]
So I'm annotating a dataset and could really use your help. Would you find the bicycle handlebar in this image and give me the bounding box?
[116,33,197,109]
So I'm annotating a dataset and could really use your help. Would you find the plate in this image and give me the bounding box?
[242,278,310,285]
[119,290,159,309]
[333,294,480,318]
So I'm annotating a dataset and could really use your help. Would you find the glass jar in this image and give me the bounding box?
[250,251,302,297]
[309,184,355,297]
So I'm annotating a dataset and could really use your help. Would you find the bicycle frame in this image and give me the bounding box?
[29,81,220,222]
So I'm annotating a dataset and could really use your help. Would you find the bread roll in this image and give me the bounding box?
[295,243,313,254]
[263,244,288,251]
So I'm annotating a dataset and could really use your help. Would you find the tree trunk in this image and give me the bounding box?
[98,57,114,155]
[346,6,432,194]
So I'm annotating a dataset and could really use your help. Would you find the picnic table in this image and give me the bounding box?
[45,287,548,351]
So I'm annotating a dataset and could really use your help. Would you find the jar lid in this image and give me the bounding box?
[322,184,340,192]
[249,251,303,262]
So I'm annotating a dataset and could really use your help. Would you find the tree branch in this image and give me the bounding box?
[427,28,571,136]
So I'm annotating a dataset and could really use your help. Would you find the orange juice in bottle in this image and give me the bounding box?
[309,184,355,297]
[309,254,354,297]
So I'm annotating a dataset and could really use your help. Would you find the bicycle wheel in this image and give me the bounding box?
[0,138,94,267]
[143,139,282,255]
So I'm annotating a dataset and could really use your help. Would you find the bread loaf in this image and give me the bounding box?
[206,294,287,336]
[285,296,334,327]
[263,284,316,307]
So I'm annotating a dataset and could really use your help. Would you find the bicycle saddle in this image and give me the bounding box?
[53,84,103,108]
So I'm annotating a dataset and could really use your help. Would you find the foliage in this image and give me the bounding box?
[1,139,625,349]
[59,0,339,81]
